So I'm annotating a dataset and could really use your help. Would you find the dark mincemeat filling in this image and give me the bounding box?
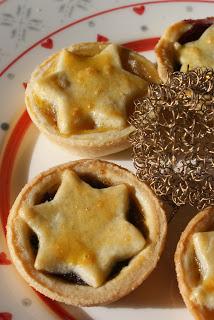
[30,232,39,255]
[178,22,212,45]
[50,271,87,285]
[39,191,56,203]
[174,60,182,72]
[29,174,148,286]
[34,183,60,205]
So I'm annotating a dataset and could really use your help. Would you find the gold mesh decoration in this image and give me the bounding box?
[130,69,214,210]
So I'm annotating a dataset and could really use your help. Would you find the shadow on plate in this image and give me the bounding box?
[104,147,132,162]
[64,306,94,320]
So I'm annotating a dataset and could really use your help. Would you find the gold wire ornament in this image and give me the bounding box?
[130,69,214,210]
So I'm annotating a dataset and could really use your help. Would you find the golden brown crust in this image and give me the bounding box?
[25,42,159,157]
[155,18,214,81]
[175,207,214,320]
[7,159,167,306]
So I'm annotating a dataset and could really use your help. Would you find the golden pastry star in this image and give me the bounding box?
[33,44,147,135]
[20,170,145,287]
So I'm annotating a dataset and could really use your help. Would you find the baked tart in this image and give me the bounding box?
[155,17,214,81]
[175,207,214,320]
[7,160,166,306]
[25,42,160,157]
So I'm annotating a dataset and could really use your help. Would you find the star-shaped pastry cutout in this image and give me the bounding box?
[33,44,147,135]
[20,170,145,287]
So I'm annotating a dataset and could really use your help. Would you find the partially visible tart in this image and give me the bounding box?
[175,207,214,320]
[7,160,166,306]
[155,17,214,81]
[25,42,160,157]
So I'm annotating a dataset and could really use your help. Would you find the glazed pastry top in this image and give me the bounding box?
[20,169,145,288]
[32,44,147,135]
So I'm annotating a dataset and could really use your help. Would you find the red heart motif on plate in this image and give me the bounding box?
[22,82,28,90]
[0,252,11,265]
[41,38,53,49]
[133,5,145,15]
[0,313,12,320]
[97,34,109,42]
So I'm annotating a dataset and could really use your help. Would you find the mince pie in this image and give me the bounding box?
[25,42,160,156]
[7,160,166,306]
[155,17,214,81]
[175,207,214,320]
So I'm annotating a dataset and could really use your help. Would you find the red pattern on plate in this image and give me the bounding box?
[37,293,77,320]
[0,0,6,4]
[133,5,145,15]
[0,313,12,320]
[97,34,109,42]
[1,1,214,78]
[123,37,159,51]
[22,82,28,90]
[41,38,53,49]
[0,111,31,234]
[0,252,11,265]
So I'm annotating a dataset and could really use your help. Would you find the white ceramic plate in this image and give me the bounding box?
[0,1,213,319]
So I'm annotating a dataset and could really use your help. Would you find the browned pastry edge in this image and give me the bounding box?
[175,207,214,320]
[7,159,167,306]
